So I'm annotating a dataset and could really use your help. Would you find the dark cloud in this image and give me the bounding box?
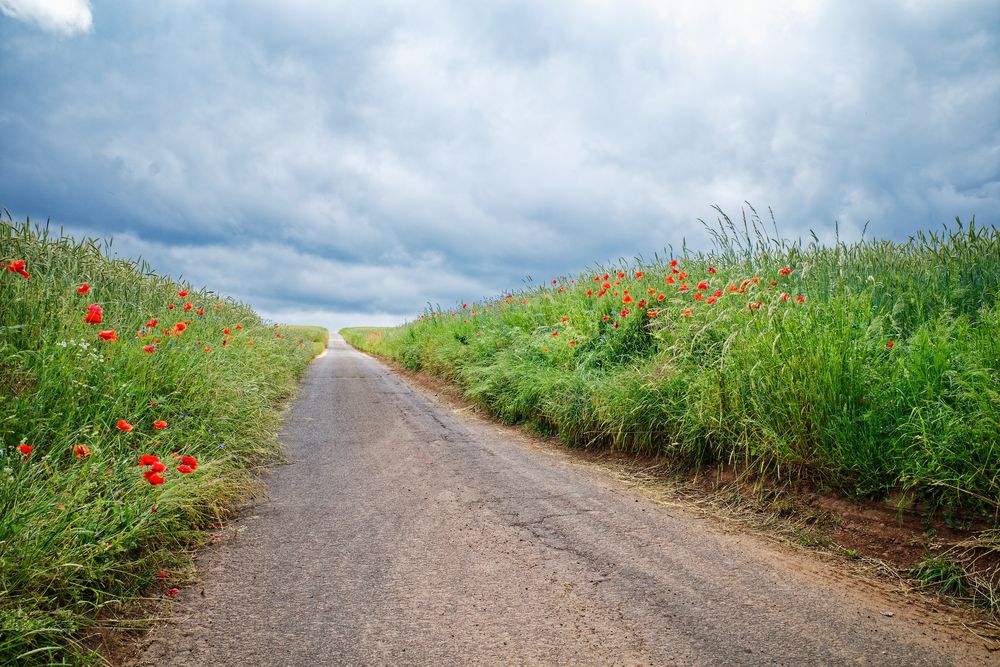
[2,1,998,332]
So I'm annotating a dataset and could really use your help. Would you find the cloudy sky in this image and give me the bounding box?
[2,1,998,331]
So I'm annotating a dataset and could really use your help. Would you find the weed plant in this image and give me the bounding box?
[344,211,999,520]
[1,216,321,664]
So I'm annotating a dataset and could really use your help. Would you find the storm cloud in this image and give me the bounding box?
[2,1,998,330]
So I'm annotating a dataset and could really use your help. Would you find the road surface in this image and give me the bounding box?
[139,335,992,666]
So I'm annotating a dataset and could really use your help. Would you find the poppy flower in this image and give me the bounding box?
[84,304,103,324]
[780,293,790,302]
[73,444,91,458]
[706,296,718,305]
[552,330,559,337]
[168,303,175,310]
[617,272,625,279]
[602,282,611,289]
[16,444,32,458]
[886,341,894,349]
[678,272,688,280]
[713,289,722,297]
[147,318,158,327]
[6,260,29,279]
[561,316,568,323]
[620,308,630,317]
[646,310,659,317]
[143,344,155,353]
[623,294,634,304]
[634,271,643,278]
[97,330,118,341]
[697,281,708,290]
[707,266,716,274]
[181,455,197,468]
[157,572,168,579]
[77,283,90,294]
[203,346,212,352]
[678,284,689,292]
[139,454,159,466]
[613,321,619,328]
[637,299,647,309]
[176,464,194,474]
[183,302,193,311]
[222,328,231,335]
[602,315,610,321]
[149,462,167,473]
[173,322,186,333]
[153,420,168,430]
[769,281,777,286]
[585,290,593,297]
[680,309,693,317]
[779,267,792,277]
[669,259,678,267]
[117,419,134,432]
[727,285,739,293]
[796,295,805,303]
[178,290,189,298]
[569,340,577,347]
[657,294,666,301]
[693,293,704,301]
[167,587,180,596]
[146,473,165,486]
[196,307,205,316]
[235,324,243,330]
[665,276,675,285]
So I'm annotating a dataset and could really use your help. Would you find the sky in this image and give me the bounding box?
[1,1,998,332]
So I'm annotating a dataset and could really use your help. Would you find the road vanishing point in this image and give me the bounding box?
[139,336,993,666]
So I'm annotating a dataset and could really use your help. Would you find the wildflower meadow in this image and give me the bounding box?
[0,215,324,664]
[344,214,999,518]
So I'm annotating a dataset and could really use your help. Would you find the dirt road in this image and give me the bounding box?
[139,335,993,666]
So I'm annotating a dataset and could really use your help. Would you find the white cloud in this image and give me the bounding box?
[0,0,92,34]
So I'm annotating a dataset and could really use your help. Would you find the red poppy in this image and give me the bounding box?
[147,318,158,327]
[669,259,678,267]
[646,309,659,317]
[77,283,90,294]
[139,454,159,466]
[117,419,134,432]
[769,280,777,286]
[779,267,792,277]
[707,266,716,274]
[585,290,593,297]
[693,293,704,301]
[203,346,212,352]
[149,462,166,473]
[617,272,625,279]
[235,324,243,330]
[657,294,665,301]
[697,281,708,290]
[183,302,193,311]
[634,271,643,278]
[796,295,805,303]
[713,289,722,297]
[168,303,175,310]
[678,284,689,292]
[167,587,180,595]
[222,328,231,335]
[620,308,630,317]
[16,444,32,458]
[886,341,894,349]
[623,294,634,304]
[73,444,91,458]
[602,273,610,281]
[153,420,168,430]
[780,293,790,302]
[176,464,194,474]
[637,299,647,309]
[561,316,568,323]
[680,309,693,317]
[665,276,675,285]
[143,345,155,353]
[97,329,118,341]
[177,290,189,298]
[552,330,559,337]
[727,285,739,293]
[173,322,186,334]
[6,260,29,279]
[181,455,197,468]
[84,304,103,324]
[196,307,205,316]
[569,340,577,347]
[146,473,165,486]
[706,296,718,305]
[157,572,168,579]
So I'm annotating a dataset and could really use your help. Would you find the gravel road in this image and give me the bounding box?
[139,335,993,666]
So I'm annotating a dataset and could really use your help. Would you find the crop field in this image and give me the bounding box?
[344,215,1000,519]
[0,217,325,664]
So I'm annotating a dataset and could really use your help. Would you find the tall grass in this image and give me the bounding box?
[344,212,999,519]
[0,215,323,665]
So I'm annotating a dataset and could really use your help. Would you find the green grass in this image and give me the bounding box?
[281,325,329,357]
[343,213,1000,520]
[0,215,322,664]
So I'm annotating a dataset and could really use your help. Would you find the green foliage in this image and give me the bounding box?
[343,214,1000,518]
[282,325,329,357]
[0,216,316,664]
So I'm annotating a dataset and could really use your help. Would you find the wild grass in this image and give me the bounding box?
[343,211,1000,520]
[282,325,330,357]
[0,215,323,665]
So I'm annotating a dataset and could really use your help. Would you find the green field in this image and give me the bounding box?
[343,216,1000,519]
[282,325,330,357]
[0,217,325,664]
